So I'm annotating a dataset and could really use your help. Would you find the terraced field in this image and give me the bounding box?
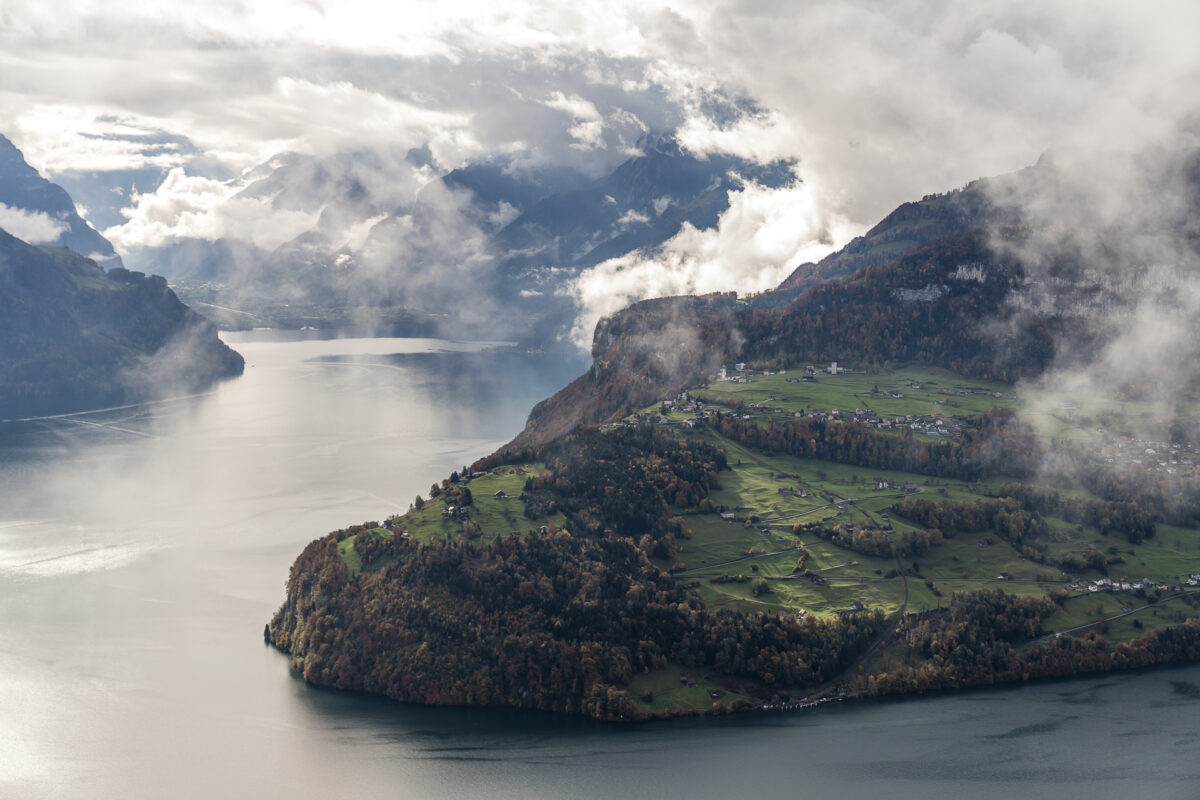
[375,366,1200,658]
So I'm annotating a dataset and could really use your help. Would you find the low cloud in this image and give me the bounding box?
[566,175,861,348]
[104,168,319,251]
[979,129,1200,447]
[0,203,66,244]
[675,109,799,167]
[229,77,477,165]
[6,106,194,174]
[543,92,606,151]
[338,213,389,252]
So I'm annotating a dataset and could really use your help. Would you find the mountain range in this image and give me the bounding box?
[119,137,794,341]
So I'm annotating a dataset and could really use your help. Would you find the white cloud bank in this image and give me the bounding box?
[104,168,319,251]
[567,176,860,347]
[0,203,66,244]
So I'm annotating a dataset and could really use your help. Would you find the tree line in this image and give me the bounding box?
[269,524,885,720]
[859,589,1200,696]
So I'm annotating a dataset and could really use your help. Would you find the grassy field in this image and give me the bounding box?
[1126,525,1200,580]
[337,536,362,574]
[699,431,990,503]
[1029,592,1200,644]
[377,418,1198,641]
[661,428,1200,627]
[361,360,1200,712]
[336,526,392,575]
[391,463,567,544]
[692,365,1018,423]
[625,666,755,714]
[687,363,1200,448]
[676,515,785,570]
[1013,383,1200,442]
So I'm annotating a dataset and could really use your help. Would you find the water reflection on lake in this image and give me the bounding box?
[0,332,1197,799]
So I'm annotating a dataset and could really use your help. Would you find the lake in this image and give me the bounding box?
[1,332,1197,799]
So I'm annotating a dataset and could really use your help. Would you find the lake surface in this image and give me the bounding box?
[2,332,1198,799]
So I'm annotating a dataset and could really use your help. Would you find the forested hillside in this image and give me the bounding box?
[271,393,1200,719]
[270,156,1200,720]
[0,230,244,416]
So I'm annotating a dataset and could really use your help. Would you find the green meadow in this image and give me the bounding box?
[380,364,1199,659]
[391,463,567,544]
[625,667,754,714]
[692,365,1017,424]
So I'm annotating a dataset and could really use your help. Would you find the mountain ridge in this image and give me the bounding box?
[128,139,792,341]
[0,232,243,417]
[0,134,123,268]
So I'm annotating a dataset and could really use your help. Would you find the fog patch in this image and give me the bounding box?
[0,203,67,244]
[116,316,240,407]
[983,132,1200,450]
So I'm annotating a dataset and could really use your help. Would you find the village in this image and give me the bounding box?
[383,360,1200,624]
[1067,573,1200,594]
[705,361,1017,438]
[602,361,1200,481]
[603,361,1005,440]
[1090,432,1199,476]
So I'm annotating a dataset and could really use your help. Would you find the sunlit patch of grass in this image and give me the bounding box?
[626,666,754,714]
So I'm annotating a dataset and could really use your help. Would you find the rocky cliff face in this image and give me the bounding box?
[0,230,243,417]
[503,293,739,451]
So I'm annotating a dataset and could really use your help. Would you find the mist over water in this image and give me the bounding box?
[0,332,581,796]
[1,331,1198,800]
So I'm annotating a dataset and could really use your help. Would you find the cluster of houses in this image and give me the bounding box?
[381,517,411,539]
[1065,574,1200,593]
[955,385,1017,400]
[712,362,861,384]
[768,405,964,438]
[700,364,991,439]
[715,363,752,383]
[609,372,1200,466]
[609,387,975,440]
[759,688,851,713]
[441,505,471,521]
[784,362,845,381]
[603,392,722,431]
[869,412,964,438]
[715,387,968,439]
[660,394,708,417]
[1094,435,1198,476]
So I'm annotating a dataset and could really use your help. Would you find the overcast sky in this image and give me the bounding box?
[3,0,1199,337]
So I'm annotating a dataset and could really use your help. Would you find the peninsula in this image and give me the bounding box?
[268,157,1200,720]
